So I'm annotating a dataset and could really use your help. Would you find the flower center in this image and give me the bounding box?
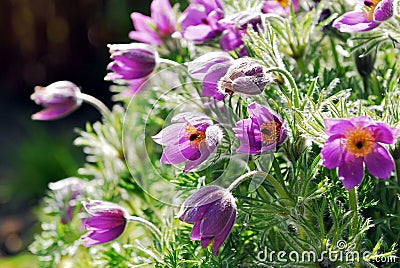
[276,0,289,8]
[344,126,376,157]
[362,0,381,21]
[260,121,281,146]
[185,124,206,148]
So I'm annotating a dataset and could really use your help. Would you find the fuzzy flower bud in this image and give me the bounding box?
[31,81,82,120]
[218,58,273,96]
[177,185,236,256]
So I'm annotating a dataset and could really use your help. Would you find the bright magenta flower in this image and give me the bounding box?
[321,116,399,190]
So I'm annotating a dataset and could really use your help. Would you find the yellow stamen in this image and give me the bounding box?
[185,124,206,148]
[344,126,375,157]
[260,121,281,146]
[276,0,289,8]
[362,0,381,21]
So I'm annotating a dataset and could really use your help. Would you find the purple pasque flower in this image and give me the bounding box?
[218,58,273,96]
[333,0,393,32]
[105,43,157,81]
[49,177,87,224]
[81,200,128,247]
[177,185,236,256]
[174,0,224,42]
[152,113,223,172]
[31,81,82,120]
[234,102,286,154]
[262,0,299,16]
[187,52,234,100]
[129,0,176,45]
[321,116,399,190]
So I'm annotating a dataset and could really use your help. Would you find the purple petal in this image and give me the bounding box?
[220,29,243,51]
[130,12,154,33]
[151,0,176,33]
[82,225,126,247]
[201,237,213,249]
[84,216,126,230]
[160,141,191,164]
[370,123,398,144]
[32,104,77,120]
[333,11,380,33]
[338,153,364,190]
[129,31,161,45]
[262,1,289,16]
[202,62,231,100]
[234,118,262,154]
[321,136,345,169]
[323,118,353,136]
[211,209,235,256]
[364,144,394,178]
[247,102,275,124]
[179,5,207,30]
[184,144,214,172]
[183,24,214,41]
[152,123,186,146]
[374,0,393,22]
[190,221,201,240]
[188,52,232,80]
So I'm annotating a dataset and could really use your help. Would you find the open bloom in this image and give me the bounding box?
[187,52,233,100]
[174,0,224,42]
[129,0,176,45]
[105,43,157,81]
[49,177,87,224]
[177,185,236,256]
[152,113,223,172]
[234,102,286,154]
[218,58,273,96]
[321,116,399,190]
[262,0,299,16]
[31,81,82,120]
[333,0,393,32]
[81,200,127,247]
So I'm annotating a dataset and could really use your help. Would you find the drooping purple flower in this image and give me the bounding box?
[333,0,393,32]
[218,58,273,96]
[49,177,88,224]
[234,102,286,154]
[321,116,399,190]
[177,185,236,256]
[81,200,128,247]
[152,113,223,172]
[31,81,82,120]
[105,43,157,81]
[262,0,299,16]
[129,0,176,45]
[173,0,224,42]
[187,52,233,100]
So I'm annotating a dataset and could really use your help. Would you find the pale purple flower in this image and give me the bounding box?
[81,200,127,247]
[49,177,87,224]
[105,43,157,81]
[174,0,224,42]
[129,0,176,45]
[333,0,393,32]
[177,185,236,256]
[31,81,82,120]
[234,102,286,154]
[218,58,273,96]
[262,0,299,16]
[321,116,399,190]
[152,113,223,172]
[187,52,233,100]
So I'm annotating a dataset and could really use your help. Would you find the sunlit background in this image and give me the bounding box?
[0,0,151,265]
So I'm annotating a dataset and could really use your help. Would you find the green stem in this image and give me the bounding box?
[348,188,359,237]
[126,216,162,240]
[78,93,111,118]
[295,57,307,75]
[329,37,341,72]
[265,67,300,109]
[394,159,400,215]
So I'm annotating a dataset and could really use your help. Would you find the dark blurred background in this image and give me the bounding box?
[0,0,152,261]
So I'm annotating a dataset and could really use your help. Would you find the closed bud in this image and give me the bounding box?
[218,58,273,96]
[31,81,82,120]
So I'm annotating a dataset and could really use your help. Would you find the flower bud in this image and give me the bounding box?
[105,43,157,81]
[31,81,82,120]
[218,58,273,96]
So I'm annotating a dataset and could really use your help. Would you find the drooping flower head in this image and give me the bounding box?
[48,177,88,224]
[234,102,286,154]
[81,200,127,247]
[218,58,273,96]
[31,81,82,120]
[187,52,234,100]
[152,113,223,172]
[333,0,394,32]
[321,116,399,190]
[262,0,299,16]
[105,43,157,81]
[177,185,236,256]
[129,0,176,45]
[174,0,225,42]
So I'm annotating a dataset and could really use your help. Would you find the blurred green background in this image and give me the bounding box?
[0,0,153,265]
